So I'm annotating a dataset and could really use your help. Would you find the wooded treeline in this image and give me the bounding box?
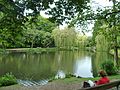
[0,0,120,61]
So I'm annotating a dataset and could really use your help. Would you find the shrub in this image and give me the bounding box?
[0,49,6,54]
[0,73,17,87]
[100,60,118,75]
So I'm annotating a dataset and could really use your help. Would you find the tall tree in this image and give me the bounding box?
[95,34,109,52]
[111,0,119,62]
[0,0,90,48]
[23,15,56,48]
[75,34,88,49]
[92,0,120,62]
[1,0,120,62]
[52,27,76,49]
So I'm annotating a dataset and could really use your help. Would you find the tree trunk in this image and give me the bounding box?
[114,35,118,63]
[114,46,118,61]
[31,37,34,48]
[112,0,119,63]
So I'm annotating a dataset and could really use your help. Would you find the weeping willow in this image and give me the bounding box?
[52,27,76,49]
[95,34,109,52]
[75,35,88,49]
[52,28,60,47]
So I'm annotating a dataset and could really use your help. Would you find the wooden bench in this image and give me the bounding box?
[79,80,120,90]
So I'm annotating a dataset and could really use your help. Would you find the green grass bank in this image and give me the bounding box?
[52,74,120,84]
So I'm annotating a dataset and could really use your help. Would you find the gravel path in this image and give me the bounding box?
[0,80,119,90]
[0,82,83,90]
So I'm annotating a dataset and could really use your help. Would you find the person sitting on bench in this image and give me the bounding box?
[83,70,110,88]
[95,70,110,85]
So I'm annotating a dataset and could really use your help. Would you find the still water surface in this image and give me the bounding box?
[0,51,113,85]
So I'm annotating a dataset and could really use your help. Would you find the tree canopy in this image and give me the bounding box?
[0,0,90,26]
[1,0,120,49]
[0,0,120,26]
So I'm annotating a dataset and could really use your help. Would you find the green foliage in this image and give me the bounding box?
[75,34,89,49]
[26,48,56,54]
[36,16,56,33]
[0,49,4,52]
[0,73,17,87]
[22,16,56,48]
[0,15,56,48]
[52,27,91,50]
[52,27,76,49]
[1,0,120,51]
[100,60,118,75]
[47,0,90,24]
[0,0,91,36]
[41,32,54,48]
[95,34,109,52]
[93,20,120,50]
[0,49,8,54]
[65,74,77,78]
[93,19,120,61]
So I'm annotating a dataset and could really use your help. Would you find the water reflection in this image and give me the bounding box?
[0,51,113,83]
[73,56,93,78]
[55,70,65,79]
[17,79,48,86]
[92,52,114,77]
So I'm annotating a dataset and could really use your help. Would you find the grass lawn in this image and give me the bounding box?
[53,74,120,84]
[6,47,57,53]
[0,74,120,90]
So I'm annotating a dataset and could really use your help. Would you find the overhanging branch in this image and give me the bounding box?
[105,10,120,17]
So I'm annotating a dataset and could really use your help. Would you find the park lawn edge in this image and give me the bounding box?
[52,74,120,84]
[0,74,120,88]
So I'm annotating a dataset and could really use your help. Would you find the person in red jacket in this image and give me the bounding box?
[95,70,110,85]
[82,70,110,88]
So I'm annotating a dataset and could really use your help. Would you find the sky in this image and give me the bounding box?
[92,0,113,7]
[40,0,113,36]
[83,0,113,36]
[79,0,113,36]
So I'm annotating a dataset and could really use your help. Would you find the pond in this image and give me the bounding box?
[0,51,113,86]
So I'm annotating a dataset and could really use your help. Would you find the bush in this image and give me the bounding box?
[100,60,118,75]
[0,73,17,87]
[0,49,6,54]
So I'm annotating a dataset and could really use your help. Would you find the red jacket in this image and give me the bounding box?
[96,77,110,85]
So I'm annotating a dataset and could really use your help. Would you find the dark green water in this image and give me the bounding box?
[0,51,113,81]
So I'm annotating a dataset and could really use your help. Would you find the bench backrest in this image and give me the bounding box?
[79,80,120,90]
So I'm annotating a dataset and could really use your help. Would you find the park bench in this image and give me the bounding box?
[78,80,120,90]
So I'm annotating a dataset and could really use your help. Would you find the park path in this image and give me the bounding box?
[0,82,83,90]
[0,81,119,90]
